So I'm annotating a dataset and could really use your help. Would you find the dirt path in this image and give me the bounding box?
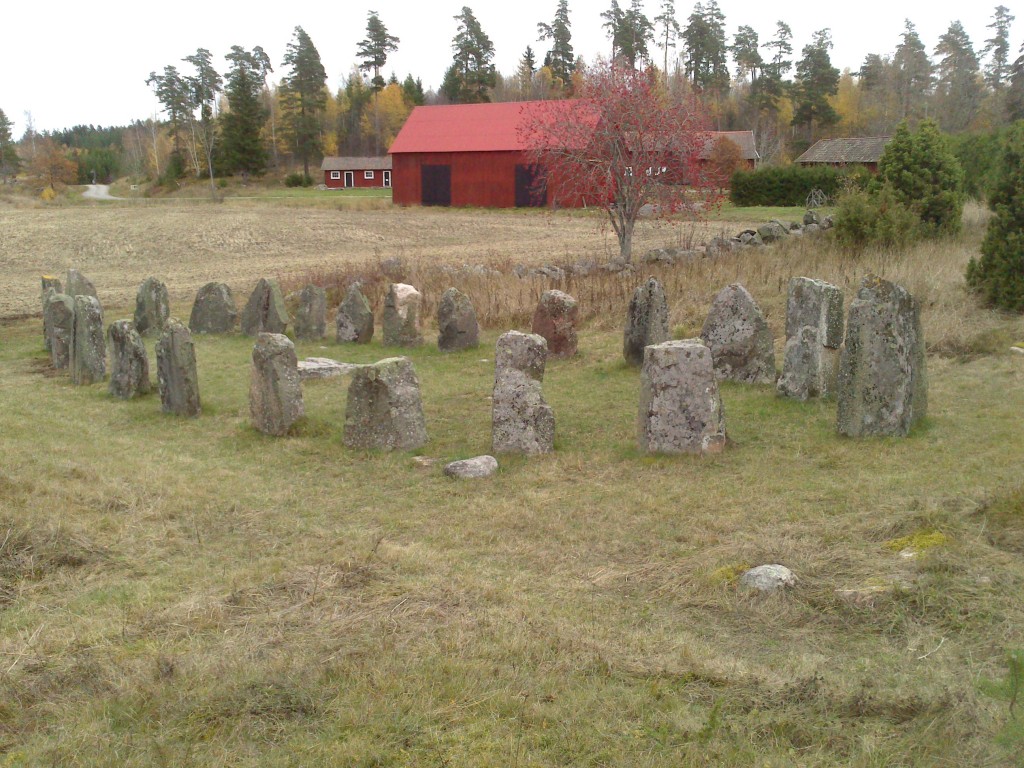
[81,184,122,201]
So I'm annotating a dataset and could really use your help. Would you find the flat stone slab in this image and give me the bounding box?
[298,357,362,380]
[444,455,498,479]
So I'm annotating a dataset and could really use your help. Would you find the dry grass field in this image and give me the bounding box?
[2,196,1024,766]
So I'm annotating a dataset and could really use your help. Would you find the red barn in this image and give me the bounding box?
[389,101,757,208]
[320,157,393,189]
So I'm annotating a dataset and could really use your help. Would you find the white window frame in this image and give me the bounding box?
[364,170,375,180]
[329,171,340,180]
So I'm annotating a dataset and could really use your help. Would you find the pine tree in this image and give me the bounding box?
[1009,43,1024,120]
[537,0,574,88]
[182,49,222,193]
[601,1,625,60]
[220,46,269,178]
[732,25,762,83]
[517,47,538,97]
[445,6,496,103]
[967,122,1024,310]
[757,21,793,114]
[145,65,191,168]
[357,11,400,90]
[983,5,1015,90]
[934,21,983,132]
[0,108,20,183]
[682,1,728,98]
[401,75,426,107]
[603,0,653,69]
[653,1,680,75]
[792,29,840,141]
[893,20,933,121]
[280,26,327,178]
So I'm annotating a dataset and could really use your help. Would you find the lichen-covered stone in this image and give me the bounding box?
[41,276,62,350]
[70,295,106,386]
[250,333,304,435]
[45,292,75,369]
[343,357,427,450]
[492,331,554,455]
[785,277,844,350]
[134,276,170,336]
[336,284,374,343]
[65,269,97,300]
[623,277,670,366]
[837,275,927,437]
[382,283,424,347]
[777,327,839,401]
[437,287,479,351]
[241,278,289,336]
[531,289,578,358]
[189,282,238,334]
[291,285,326,340]
[740,564,797,592]
[700,283,776,384]
[638,339,726,455]
[107,320,151,399]
[444,455,498,479]
[156,321,201,416]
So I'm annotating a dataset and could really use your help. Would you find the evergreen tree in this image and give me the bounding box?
[934,20,983,132]
[653,1,681,75]
[357,11,400,90]
[757,21,793,114]
[183,48,222,193]
[601,1,625,60]
[878,119,965,234]
[792,29,840,141]
[445,6,496,103]
[1009,43,1024,120]
[517,46,538,97]
[982,5,1015,90]
[401,74,426,107]
[732,25,762,83]
[145,65,191,166]
[280,26,327,178]
[682,1,728,97]
[220,46,269,178]
[603,0,653,69]
[967,121,1024,310]
[893,20,933,121]
[537,0,574,87]
[0,108,20,182]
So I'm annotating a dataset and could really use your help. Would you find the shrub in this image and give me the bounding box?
[832,187,920,251]
[284,173,313,188]
[966,123,1024,311]
[950,130,1004,200]
[729,165,853,207]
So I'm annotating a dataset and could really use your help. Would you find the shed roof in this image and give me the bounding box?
[795,137,891,164]
[321,156,392,171]
[698,131,758,161]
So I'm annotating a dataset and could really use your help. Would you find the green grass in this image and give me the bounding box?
[3,299,1024,765]
[711,203,822,224]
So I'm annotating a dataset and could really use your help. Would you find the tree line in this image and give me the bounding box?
[2,2,1023,190]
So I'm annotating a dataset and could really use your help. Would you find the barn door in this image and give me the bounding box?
[515,164,547,207]
[421,165,451,206]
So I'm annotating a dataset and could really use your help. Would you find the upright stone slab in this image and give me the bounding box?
[837,275,927,437]
[250,333,304,436]
[343,357,427,450]
[437,287,479,351]
[241,278,289,336]
[134,276,170,336]
[41,276,62,351]
[700,283,776,384]
[624,277,670,366]
[292,285,326,341]
[70,295,106,386]
[777,277,844,400]
[65,269,97,300]
[492,331,554,455]
[189,282,238,334]
[336,284,374,343]
[107,320,151,399]
[156,320,201,416]
[382,283,423,347]
[638,340,727,454]
[531,289,578,358]
[45,293,75,369]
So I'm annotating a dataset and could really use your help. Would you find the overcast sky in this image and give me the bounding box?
[3,1,1016,135]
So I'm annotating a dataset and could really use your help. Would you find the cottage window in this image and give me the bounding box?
[330,171,340,180]
[364,171,375,180]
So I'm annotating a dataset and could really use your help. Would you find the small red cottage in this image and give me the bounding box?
[388,101,757,208]
[320,157,393,189]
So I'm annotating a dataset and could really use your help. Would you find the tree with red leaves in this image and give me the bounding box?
[520,61,718,261]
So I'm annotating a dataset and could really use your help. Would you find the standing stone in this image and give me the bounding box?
[45,293,75,369]
[623,277,670,366]
[638,340,727,455]
[241,278,289,336]
[41,276,62,350]
[777,277,844,400]
[70,295,106,386]
[531,289,578,358]
[292,285,327,340]
[65,269,97,300]
[343,357,427,450]
[250,333,304,435]
[134,276,170,336]
[437,287,479,351]
[107,320,151,399]
[492,331,554,455]
[156,321,201,417]
[382,283,424,347]
[700,283,776,384]
[189,282,238,334]
[336,284,374,343]
[837,275,927,437]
